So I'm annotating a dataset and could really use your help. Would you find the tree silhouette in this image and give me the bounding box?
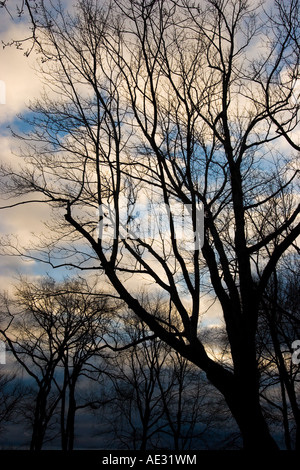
[0,275,116,449]
[257,253,300,450]
[0,0,299,449]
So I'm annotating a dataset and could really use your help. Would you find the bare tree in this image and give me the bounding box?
[157,350,228,451]
[104,310,219,451]
[0,275,116,450]
[106,320,169,450]
[257,253,300,450]
[0,370,27,436]
[1,0,299,449]
[0,284,64,450]
[51,278,117,451]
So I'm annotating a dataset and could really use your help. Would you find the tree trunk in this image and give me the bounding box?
[30,387,50,451]
[280,377,292,450]
[203,345,279,450]
[226,385,279,450]
[66,384,76,451]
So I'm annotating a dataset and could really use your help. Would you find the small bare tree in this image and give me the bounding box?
[257,254,300,450]
[104,304,234,450]
[107,328,169,450]
[0,370,27,436]
[0,275,116,450]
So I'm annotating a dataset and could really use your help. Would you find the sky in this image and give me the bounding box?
[0,7,45,290]
[0,3,78,294]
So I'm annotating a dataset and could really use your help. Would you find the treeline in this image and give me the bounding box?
[0,261,299,450]
[0,276,233,450]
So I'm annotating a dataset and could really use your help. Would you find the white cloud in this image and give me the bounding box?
[0,11,49,289]
[0,22,42,122]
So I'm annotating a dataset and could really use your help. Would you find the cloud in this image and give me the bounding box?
[0,0,78,124]
[0,24,42,123]
[0,10,49,290]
